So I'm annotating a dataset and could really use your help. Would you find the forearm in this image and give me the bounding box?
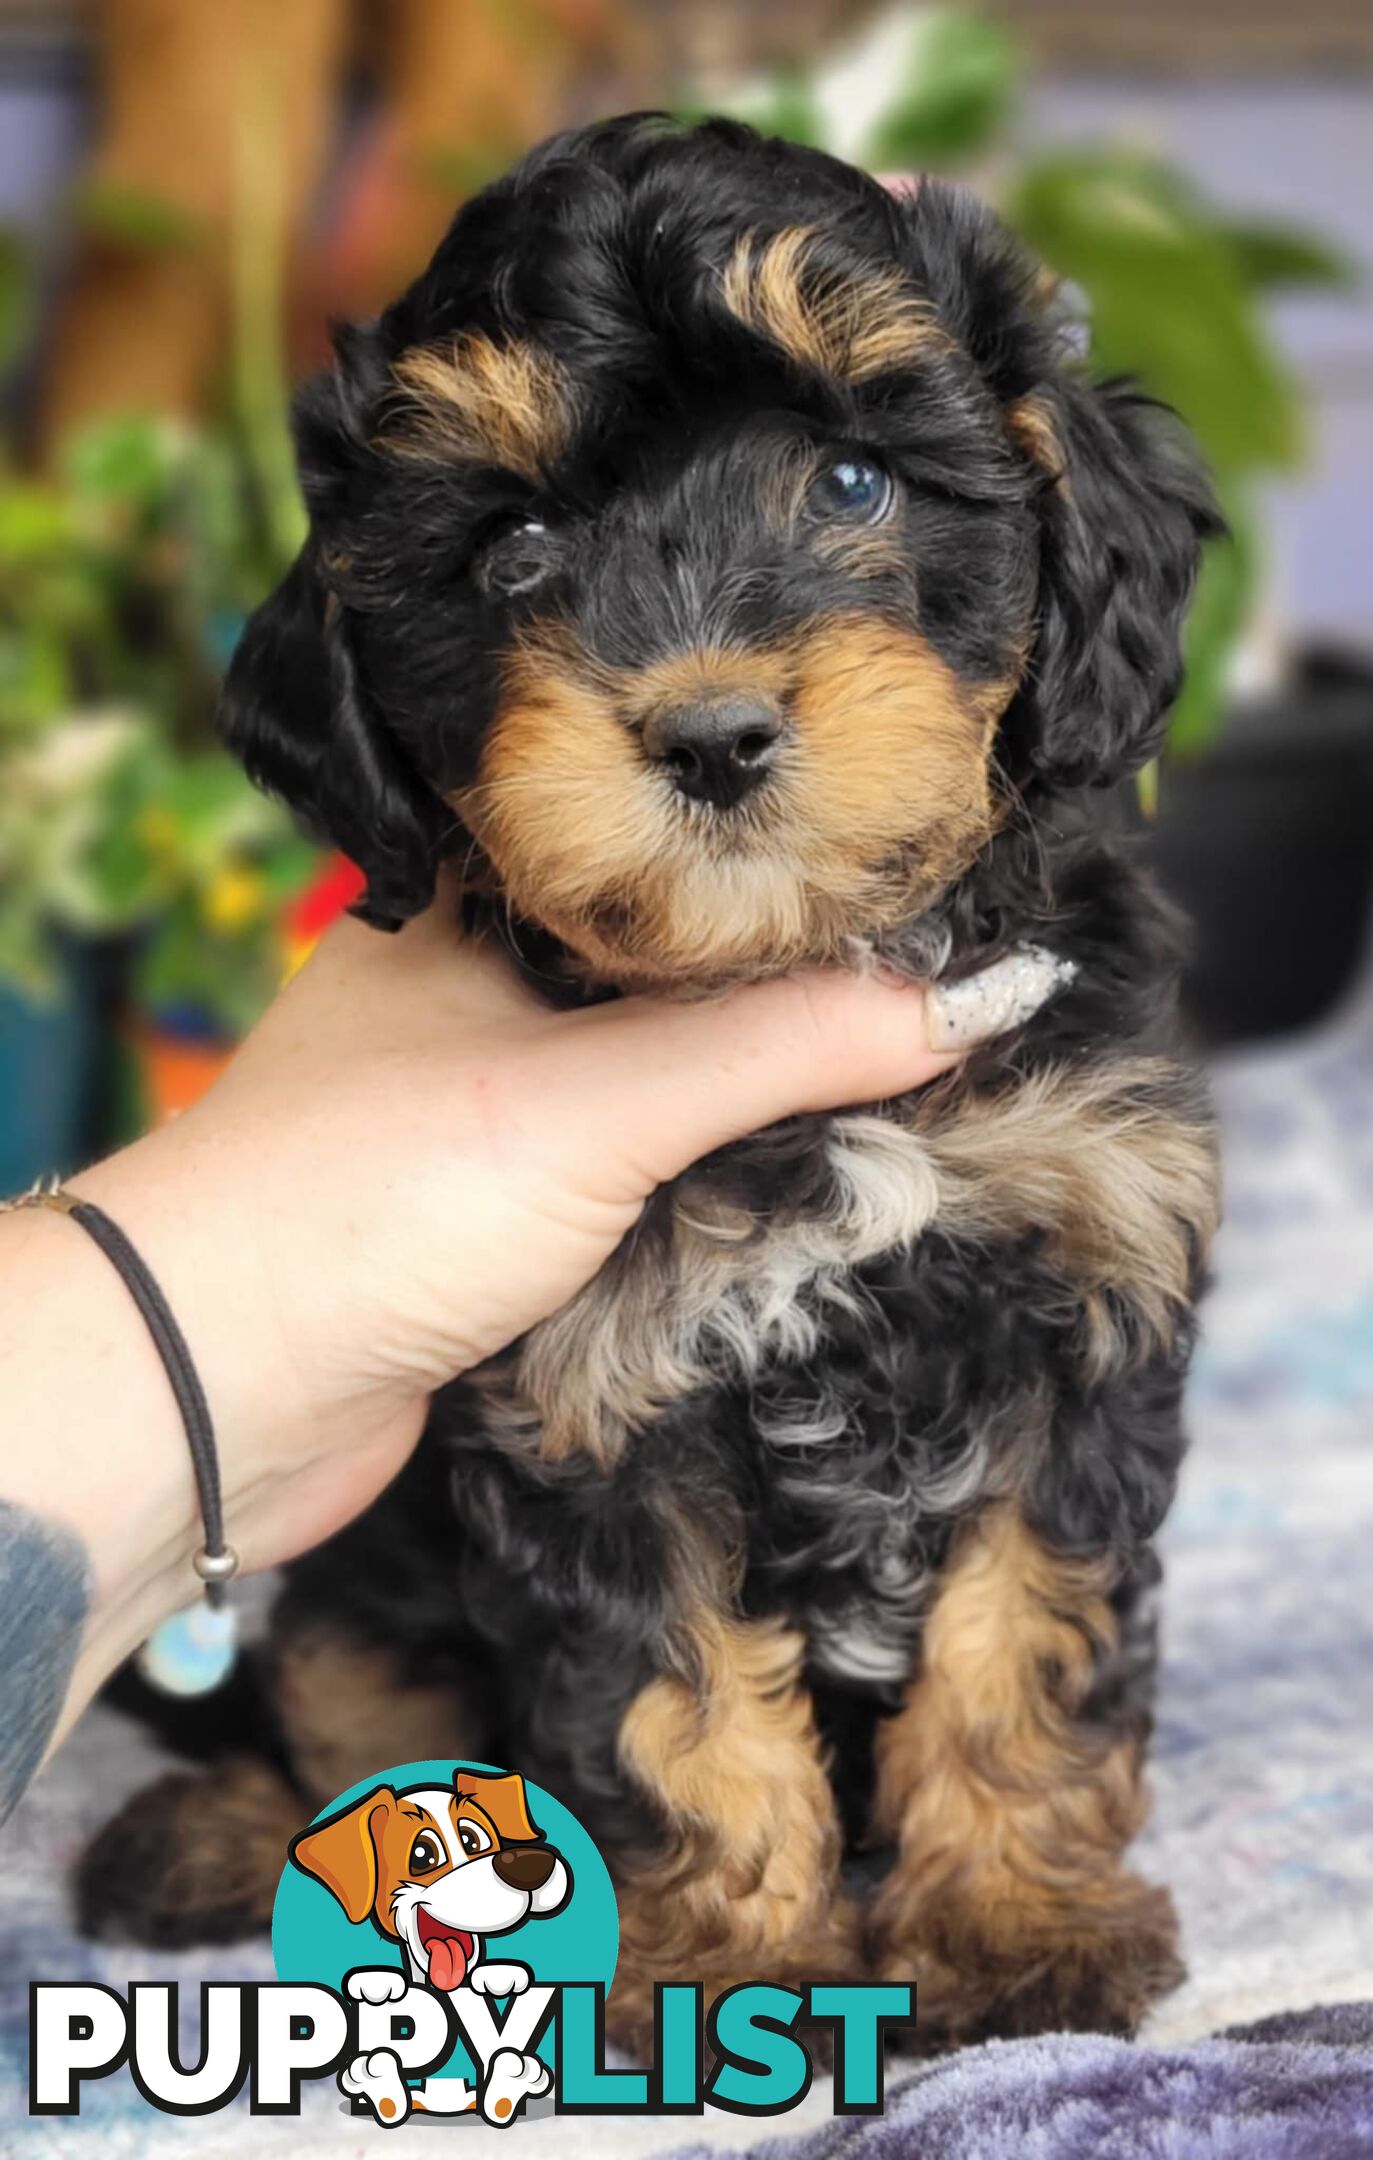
[0,1111,425,1805]
[0,1196,198,1806]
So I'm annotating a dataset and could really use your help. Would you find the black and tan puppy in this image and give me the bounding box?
[81,116,1221,2050]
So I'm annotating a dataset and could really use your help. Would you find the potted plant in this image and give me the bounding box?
[0,407,324,1181]
[0,104,339,1188]
[709,8,1369,1042]
[120,741,320,1123]
[0,707,147,1191]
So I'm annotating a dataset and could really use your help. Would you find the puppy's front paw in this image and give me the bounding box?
[993,1889,1185,2041]
[876,1878,1184,2046]
[346,1967,408,2006]
[340,2048,411,2125]
[76,1760,297,1947]
[481,2047,551,2125]
[467,1961,531,1998]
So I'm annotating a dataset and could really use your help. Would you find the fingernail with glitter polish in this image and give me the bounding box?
[926,945,1078,1052]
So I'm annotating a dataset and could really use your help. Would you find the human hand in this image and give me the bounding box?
[67,888,969,1585]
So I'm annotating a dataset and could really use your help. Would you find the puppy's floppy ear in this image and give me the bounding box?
[289,1786,397,1923]
[1005,372,1222,790]
[894,179,1221,791]
[220,543,447,929]
[457,1769,543,1845]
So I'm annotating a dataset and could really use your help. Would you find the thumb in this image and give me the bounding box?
[554,969,960,1199]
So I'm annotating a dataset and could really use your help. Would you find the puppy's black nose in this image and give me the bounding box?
[644,697,786,809]
[493,1845,556,1891]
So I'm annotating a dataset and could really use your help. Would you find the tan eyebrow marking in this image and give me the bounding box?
[382,334,573,480]
[1006,394,1067,490]
[720,227,951,383]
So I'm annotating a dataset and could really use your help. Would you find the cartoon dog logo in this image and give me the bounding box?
[289,1767,572,2126]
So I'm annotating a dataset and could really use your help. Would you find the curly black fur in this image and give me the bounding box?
[88,117,1223,2044]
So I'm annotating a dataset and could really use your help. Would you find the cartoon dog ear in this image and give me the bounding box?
[219,544,448,930]
[1002,375,1223,790]
[289,1786,397,1923]
[456,1770,543,1845]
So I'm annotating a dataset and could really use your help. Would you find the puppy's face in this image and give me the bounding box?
[225,119,1216,983]
[290,1769,570,1992]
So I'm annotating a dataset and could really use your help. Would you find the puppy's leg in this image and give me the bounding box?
[608,1610,856,2053]
[868,1501,1180,2043]
[78,1628,481,1946]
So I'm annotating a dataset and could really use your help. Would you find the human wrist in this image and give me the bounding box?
[66,1116,427,1569]
[0,1200,197,1677]
[65,1125,285,1541]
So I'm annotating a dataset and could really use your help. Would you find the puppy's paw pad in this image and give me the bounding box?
[340,2048,411,2124]
[481,2047,550,2125]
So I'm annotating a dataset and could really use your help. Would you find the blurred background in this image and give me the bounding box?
[0,0,1371,1188]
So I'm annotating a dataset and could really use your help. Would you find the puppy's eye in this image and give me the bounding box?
[478,516,554,599]
[808,457,893,525]
[408,1832,445,1874]
[457,1821,492,1858]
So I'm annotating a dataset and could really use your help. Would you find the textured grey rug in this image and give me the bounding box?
[1135,970,1373,2046]
[4,965,1372,2152]
[664,2006,1373,2160]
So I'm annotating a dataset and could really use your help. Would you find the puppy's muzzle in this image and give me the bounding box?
[493,1845,557,1892]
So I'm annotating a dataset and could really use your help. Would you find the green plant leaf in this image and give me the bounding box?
[0,909,58,1003]
[1168,497,1258,759]
[0,630,72,731]
[73,179,204,252]
[863,11,1016,170]
[1221,219,1356,293]
[720,68,824,150]
[1009,151,1306,476]
[0,475,76,563]
[133,904,279,1039]
[61,413,186,522]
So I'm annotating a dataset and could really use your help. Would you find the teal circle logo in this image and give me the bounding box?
[272,1759,617,2096]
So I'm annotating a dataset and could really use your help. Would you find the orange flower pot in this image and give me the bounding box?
[128,1021,234,1127]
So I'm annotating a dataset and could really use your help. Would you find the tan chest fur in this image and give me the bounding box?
[474,1057,1219,1471]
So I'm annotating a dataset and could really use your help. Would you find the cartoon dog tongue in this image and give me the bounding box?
[420,1919,472,1992]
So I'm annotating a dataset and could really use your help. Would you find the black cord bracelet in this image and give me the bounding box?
[1,1172,237,1608]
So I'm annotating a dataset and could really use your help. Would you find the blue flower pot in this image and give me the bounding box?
[0,947,100,1195]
